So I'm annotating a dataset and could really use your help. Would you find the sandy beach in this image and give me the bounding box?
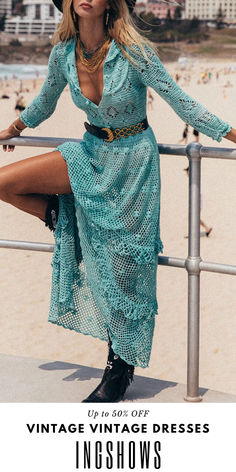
[0,57,236,397]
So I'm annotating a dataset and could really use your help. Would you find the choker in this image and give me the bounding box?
[79,36,110,59]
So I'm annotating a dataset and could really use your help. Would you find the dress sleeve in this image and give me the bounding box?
[134,45,232,142]
[20,43,68,128]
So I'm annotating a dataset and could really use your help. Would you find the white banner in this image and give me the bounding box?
[0,403,235,471]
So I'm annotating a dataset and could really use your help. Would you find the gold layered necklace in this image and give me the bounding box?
[76,34,112,73]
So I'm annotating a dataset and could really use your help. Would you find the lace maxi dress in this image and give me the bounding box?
[20,39,231,368]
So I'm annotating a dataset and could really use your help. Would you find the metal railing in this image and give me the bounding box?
[1,136,236,402]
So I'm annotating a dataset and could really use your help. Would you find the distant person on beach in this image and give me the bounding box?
[14,94,26,116]
[4,75,9,87]
[224,80,233,88]
[184,167,212,237]
[193,128,199,142]
[175,73,180,82]
[178,123,189,144]
[0,0,235,404]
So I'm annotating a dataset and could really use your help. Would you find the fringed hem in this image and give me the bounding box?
[48,319,151,368]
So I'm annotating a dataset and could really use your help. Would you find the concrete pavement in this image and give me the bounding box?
[0,353,236,403]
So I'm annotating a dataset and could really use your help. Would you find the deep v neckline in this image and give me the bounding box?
[73,37,114,108]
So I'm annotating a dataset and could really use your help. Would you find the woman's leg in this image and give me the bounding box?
[0,150,72,220]
[200,219,213,236]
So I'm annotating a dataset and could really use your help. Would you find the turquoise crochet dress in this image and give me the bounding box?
[20,38,231,368]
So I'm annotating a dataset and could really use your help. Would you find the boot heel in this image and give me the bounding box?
[44,195,59,231]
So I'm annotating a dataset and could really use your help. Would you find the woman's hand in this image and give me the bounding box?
[0,125,21,152]
[224,128,236,144]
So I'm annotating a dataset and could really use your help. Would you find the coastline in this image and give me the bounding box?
[1,45,236,65]
[0,43,52,65]
[1,27,236,65]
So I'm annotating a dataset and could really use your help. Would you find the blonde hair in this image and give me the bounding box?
[52,0,157,66]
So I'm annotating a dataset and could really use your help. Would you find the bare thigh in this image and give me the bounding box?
[0,150,72,196]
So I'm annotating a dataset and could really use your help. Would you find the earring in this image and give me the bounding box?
[105,10,110,26]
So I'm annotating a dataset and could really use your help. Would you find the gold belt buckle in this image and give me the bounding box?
[102,127,115,142]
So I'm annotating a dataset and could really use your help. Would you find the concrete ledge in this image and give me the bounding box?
[0,353,236,403]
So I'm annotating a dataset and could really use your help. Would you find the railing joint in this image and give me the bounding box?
[185,256,202,275]
[186,142,202,161]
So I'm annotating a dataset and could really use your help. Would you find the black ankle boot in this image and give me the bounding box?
[82,342,134,403]
[44,195,59,231]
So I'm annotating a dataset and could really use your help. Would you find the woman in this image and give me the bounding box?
[178,123,189,145]
[193,128,199,142]
[14,93,26,117]
[0,0,235,403]
[184,167,212,237]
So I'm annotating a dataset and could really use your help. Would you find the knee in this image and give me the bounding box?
[0,170,16,202]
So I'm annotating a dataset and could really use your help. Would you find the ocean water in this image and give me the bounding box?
[0,63,48,80]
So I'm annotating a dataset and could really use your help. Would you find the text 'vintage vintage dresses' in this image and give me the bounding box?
[20,39,231,368]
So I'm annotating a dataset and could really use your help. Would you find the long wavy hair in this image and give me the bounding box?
[52,0,157,65]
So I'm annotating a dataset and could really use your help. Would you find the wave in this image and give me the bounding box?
[0,63,48,79]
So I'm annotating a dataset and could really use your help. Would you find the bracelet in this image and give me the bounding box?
[12,122,24,134]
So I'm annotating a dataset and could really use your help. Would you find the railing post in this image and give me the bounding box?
[184,143,203,402]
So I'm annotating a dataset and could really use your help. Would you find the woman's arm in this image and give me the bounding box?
[133,44,233,143]
[19,42,68,128]
[0,43,67,152]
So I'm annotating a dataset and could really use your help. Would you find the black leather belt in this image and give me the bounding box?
[84,117,149,142]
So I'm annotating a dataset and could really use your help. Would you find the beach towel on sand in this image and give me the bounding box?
[20,39,231,368]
